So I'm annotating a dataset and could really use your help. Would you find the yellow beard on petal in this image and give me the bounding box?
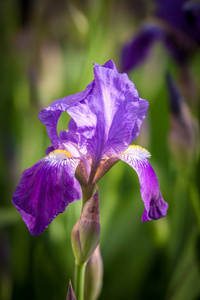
[123,145,151,158]
[48,149,73,160]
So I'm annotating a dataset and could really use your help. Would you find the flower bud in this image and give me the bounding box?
[66,280,76,300]
[71,185,100,265]
[84,246,103,300]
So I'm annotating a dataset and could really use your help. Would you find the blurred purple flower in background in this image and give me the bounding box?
[121,0,200,72]
[12,60,168,236]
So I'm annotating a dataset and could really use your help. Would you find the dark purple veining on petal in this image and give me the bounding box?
[12,151,81,235]
[68,61,148,173]
[119,146,168,221]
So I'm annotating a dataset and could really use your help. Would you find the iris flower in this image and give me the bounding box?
[121,0,200,72]
[12,60,168,235]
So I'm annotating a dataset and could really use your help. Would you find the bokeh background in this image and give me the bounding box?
[0,0,200,299]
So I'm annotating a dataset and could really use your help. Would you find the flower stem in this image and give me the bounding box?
[82,184,94,206]
[75,262,86,300]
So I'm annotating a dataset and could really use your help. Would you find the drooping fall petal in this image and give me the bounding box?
[119,145,168,221]
[12,150,81,235]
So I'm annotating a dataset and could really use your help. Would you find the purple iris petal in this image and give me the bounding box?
[12,60,167,236]
[154,0,188,32]
[46,145,55,155]
[12,150,81,235]
[119,146,168,221]
[46,119,79,155]
[154,0,200,43]
[121,0,200,73]
[59,130,77,145]
[121,21,192,73]
[39,83,94,146]
[94,59,118,72]
[154,0,200,41]
[121,23,165,73]
[39,61,148,170]
[68,61,149,169]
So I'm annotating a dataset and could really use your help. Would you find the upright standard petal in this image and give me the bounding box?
[67,61,148,171]
[38,83,94,146]
[12,150,81,235]
[119,145,168,221]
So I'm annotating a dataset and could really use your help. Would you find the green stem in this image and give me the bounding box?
[75,262,86,300]
[82,184,94,206]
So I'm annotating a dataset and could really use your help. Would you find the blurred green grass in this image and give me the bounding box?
[0,0,200,299]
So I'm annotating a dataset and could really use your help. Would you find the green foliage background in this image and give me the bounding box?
[0,0,200,299]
